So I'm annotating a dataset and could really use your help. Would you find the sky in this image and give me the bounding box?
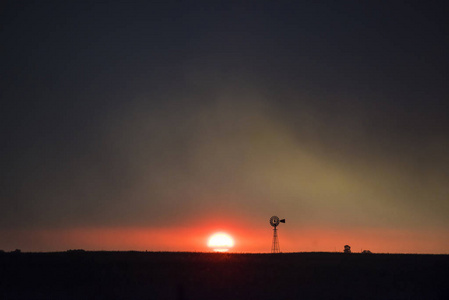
[1,1,448,253]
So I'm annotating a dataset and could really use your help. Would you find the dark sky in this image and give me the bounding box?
[1,1,448,252]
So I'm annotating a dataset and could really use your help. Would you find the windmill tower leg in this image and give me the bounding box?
[272,226,280,253]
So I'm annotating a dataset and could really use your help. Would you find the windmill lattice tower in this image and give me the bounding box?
[270,216,285,253]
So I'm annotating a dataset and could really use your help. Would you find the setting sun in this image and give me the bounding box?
[208,232,234,252]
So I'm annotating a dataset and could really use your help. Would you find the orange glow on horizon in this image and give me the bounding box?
[0,225,448,254]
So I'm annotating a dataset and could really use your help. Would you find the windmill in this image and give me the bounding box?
[270,216,285,253]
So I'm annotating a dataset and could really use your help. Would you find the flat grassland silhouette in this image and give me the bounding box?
[1,251,448,299]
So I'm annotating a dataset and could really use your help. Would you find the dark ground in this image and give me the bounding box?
[1,251,448,300]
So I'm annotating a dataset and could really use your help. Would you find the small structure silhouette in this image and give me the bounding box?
[270,216,285,253]
[344,245,351,253]
[362,250,372,254]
